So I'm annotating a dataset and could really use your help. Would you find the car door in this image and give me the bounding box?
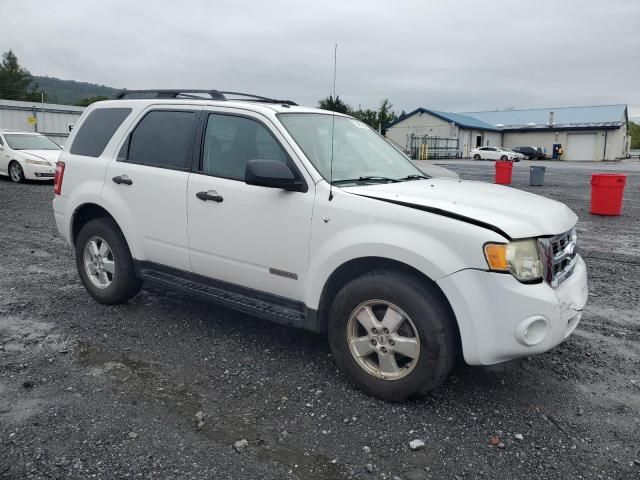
[485,147,499,160]
[187,109,315,301]
[103,106,200,271]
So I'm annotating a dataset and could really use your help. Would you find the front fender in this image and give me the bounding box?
[305,187,505,309]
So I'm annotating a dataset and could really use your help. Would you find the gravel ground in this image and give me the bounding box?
[1,161,639,480]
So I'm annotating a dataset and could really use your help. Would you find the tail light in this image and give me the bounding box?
[54,161,65,195]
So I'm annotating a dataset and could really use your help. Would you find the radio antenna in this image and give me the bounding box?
[329,42,337,201]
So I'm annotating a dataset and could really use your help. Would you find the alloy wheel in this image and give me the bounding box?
[9,163,23,182]
[83,236,115,289]
[346,300,421,380]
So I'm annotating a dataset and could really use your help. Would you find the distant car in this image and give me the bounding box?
[497,147,524,161]
[0,130,61,183]
[471,146,517,161]
[536,147,548,159]
[511,146,546,160]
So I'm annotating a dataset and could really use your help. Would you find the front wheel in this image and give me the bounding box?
[500,155,508,161]
[328,270,458,402]
[75,217,141,304]
[473,154,481,160]
[9,161,25,183]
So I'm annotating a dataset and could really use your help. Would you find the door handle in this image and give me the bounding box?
[196,190,223,203]
[112,175,133,185]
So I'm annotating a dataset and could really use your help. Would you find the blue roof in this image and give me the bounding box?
[388,107,501,131]
[458,104,627,130]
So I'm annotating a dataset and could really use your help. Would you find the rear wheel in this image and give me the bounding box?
[75,217,141,304]
[328,270,458,402]
[473,154,481,160]
[9,161,25,183]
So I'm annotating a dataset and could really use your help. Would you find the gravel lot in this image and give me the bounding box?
[1,161,639,479]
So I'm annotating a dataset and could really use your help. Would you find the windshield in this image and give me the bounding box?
[278,113,424,184]
[4,134,61,151]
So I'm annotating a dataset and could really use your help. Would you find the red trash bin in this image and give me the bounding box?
[495,161,513,185]
[590,173,626,216]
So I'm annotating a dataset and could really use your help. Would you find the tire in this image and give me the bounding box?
[9,161,25,183]
[473,154,481,160]
[75,217,141,305]
[500,155,508,161]
[328,270,458,402]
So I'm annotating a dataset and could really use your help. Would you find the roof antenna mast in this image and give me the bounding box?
[329,42,338,201]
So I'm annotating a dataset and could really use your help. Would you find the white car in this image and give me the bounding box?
[0,130,61,182]
[497,147,525,161]
[52,90,588,401]
[471,146,517,161]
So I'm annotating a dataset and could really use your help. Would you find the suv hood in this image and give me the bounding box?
[21,149,61,165]
[342,178,577,239]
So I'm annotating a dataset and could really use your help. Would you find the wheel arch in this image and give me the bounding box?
[71,203,119,246]
[314,256,461,349]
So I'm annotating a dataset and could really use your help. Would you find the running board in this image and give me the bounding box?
[136,261,307,328]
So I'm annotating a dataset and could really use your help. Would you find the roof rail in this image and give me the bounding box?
[114,89,297,105]
[115,89,226,100]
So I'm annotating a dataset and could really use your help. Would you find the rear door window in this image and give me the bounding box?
[122,110,196,170]
[70,108,132,157]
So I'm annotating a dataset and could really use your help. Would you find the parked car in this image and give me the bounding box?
[536,147,548,159]
[53,90,588,401]
[470,146,517,161]
[0,130,61,182]
[497,147,524,161]
[511,146,546,160]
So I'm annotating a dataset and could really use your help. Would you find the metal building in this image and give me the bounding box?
[388,104,630,161]
[0,99,85,146]
[459,105,629,161]
[385,108,502,159]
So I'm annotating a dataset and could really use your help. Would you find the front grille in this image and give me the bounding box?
[539,228,579,288]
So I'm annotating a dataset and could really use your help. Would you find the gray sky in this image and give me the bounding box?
[2,0,639,120]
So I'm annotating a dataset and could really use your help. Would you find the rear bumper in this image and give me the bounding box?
[437,256,588,365]
[52,195,72,245]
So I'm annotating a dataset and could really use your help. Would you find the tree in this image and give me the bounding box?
[629,121,640,150]
[351,108,379,129]
[318,95,351,114]
[75,95,110,107]
[0,50,44,101]
[378,99,398,134]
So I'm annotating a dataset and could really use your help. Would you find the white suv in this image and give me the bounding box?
[0,130,61,182]
[52,90,588,401]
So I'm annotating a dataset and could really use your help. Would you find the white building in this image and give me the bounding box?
[387,104,630,161]
[0,99,85,146]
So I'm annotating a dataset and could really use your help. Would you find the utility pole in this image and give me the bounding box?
[41,90,45,134]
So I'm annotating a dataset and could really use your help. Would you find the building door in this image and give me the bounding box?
[566,133,597,161]
[475,134,482,148]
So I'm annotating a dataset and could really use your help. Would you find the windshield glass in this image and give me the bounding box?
[278,113,424,184]
[5,134,61,151]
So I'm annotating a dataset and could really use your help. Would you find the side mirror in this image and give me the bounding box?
[245,159,303,192]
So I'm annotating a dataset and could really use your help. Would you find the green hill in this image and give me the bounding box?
[31,76,121,105]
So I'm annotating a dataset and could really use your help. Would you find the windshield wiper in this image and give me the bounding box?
[397,174,430,181]
[333,176,400,185]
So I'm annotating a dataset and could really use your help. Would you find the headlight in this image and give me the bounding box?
[24,158,50,166]
[484,239,543,282]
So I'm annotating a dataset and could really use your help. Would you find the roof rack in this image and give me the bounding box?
[114,89,297,105]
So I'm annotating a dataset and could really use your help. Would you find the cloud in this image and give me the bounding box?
[1,0,638,114]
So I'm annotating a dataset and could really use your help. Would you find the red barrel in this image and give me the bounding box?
[495,161,513,185]
[590,174,626,216]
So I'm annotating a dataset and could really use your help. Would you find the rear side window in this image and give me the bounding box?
[123,110,196,169]
[70,108,131,157]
